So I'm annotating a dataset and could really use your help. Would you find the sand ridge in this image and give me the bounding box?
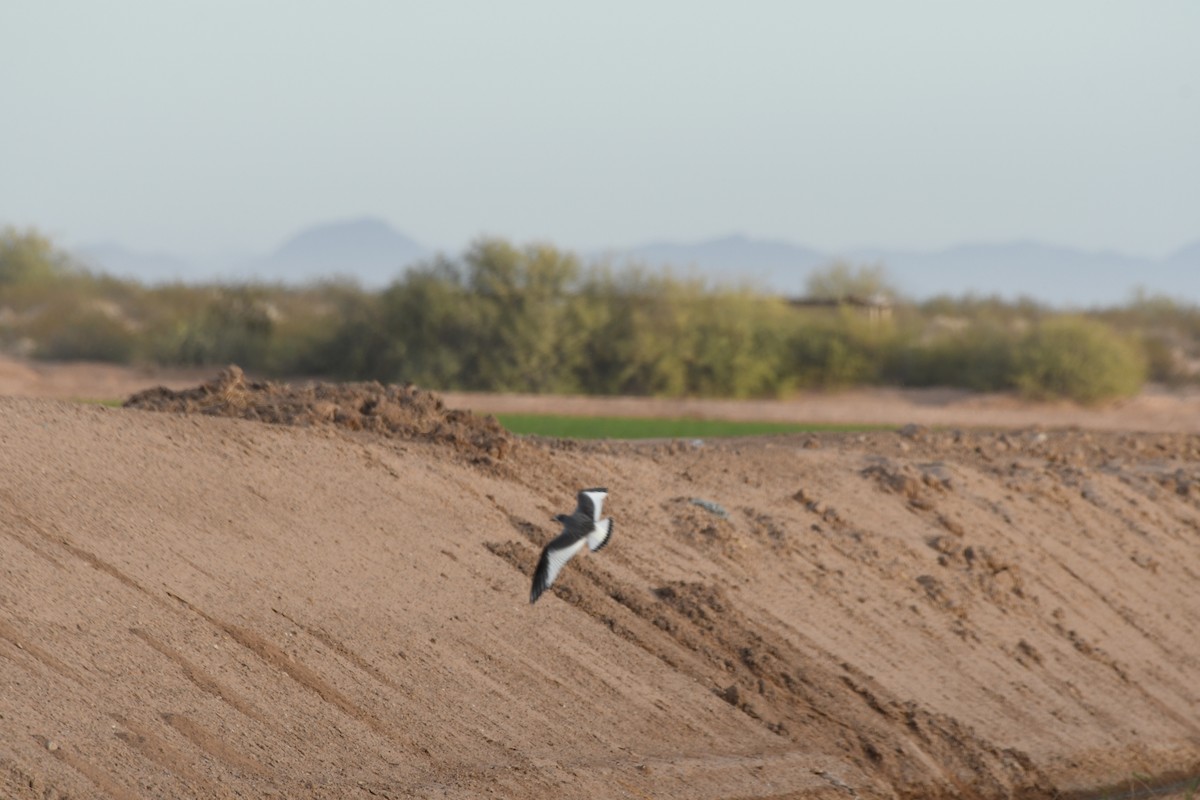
[1,366,1199,798]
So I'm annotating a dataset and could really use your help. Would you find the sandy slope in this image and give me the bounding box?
[2,371,1200,799]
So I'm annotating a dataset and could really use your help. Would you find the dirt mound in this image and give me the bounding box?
[3,393,1200,799]
[123,364,512,462]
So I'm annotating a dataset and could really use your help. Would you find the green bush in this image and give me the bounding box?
[147,287,276,367]
[1011,316,1146,403]
[1096,293,1200,386]
[569,270,792,398]
[787,313,889,389]
[358,241,590,392]
[373,258,478,388]
[30,300,137,363]
[686,291,794,398]
[0,228,1167,401]
[888,322,1021,392]
[460,239,585,393]
[263,280,373,377]
[805,262,894,301]
[0,228,76,288]
[571,269,701,396]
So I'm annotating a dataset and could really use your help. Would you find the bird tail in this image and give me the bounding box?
[587,518,613,552]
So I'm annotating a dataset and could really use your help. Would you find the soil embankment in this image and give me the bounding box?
[2,365,1199,798]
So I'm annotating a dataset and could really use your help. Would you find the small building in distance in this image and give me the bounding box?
[787,292,893,323]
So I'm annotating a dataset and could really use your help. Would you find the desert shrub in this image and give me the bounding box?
[1095,292,1200,385]
[2,232,148,362]
[296,288,393,379]
[460,239,585,393]
[148,287,276,367]
[572,268,794,398]
[572,269,701,396]
[887,321,1021,392]
[919,293,1048,324]
[31,302,137,363]
[0,229,1176,401]
[805,262,895,301]
[372,257,478,387]
[329,240,590,392]
[685,290,794,397]
[0,228,76,288]
[786,312,892,389]
[259,280,371,376]
[1011,316,1145,403]
[1136,334,1188,385]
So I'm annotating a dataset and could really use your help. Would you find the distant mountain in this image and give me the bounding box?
[69,223,1200,306]
[843,241,1161,305]
[614,236,1200,307]
[613,234,826,292]
[74,218,432,287]
[248,217,429,285]
[73,242,195,284]
[1166,239,1200,267]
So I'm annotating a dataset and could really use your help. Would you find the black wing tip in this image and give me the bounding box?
[530,550,550,604]
[580,486,608,494]
[530,567,552,603]
[592,519,614,553]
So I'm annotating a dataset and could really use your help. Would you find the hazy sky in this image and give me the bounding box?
[2,1,1198,259]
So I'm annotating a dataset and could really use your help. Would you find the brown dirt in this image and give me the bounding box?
[2,358,1200,799]
[122,365,513,463]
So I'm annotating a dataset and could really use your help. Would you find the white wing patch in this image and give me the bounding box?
[531,489,615,603]
[543,538,586,589]
[582,490,607,521]
[587,518,613,552]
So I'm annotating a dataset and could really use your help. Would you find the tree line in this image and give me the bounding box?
[3,227,1193,403]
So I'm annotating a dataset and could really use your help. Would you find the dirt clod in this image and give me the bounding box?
[123,365,512,461]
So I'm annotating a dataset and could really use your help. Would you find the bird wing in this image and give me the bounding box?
[587,518,613,552]
[530,531,587,604]
[577,488,608,522]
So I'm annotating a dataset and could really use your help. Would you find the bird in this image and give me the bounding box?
[530,488,613,604]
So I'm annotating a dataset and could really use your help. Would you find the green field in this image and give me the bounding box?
[91,395,882,440]
[495,413,885,440]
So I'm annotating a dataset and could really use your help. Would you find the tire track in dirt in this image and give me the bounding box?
[5,477,428,780]
[0,489,166,608]
[0,620,88,687]
[0,515,65,570]
[164,591,408,748]
[111,714,210,788]
[30,736,142,800]
[271,607,403,693]
[129,628,270,726]
[160,714,272,779]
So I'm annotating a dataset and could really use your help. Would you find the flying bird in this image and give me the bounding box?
[530,488,613,604]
